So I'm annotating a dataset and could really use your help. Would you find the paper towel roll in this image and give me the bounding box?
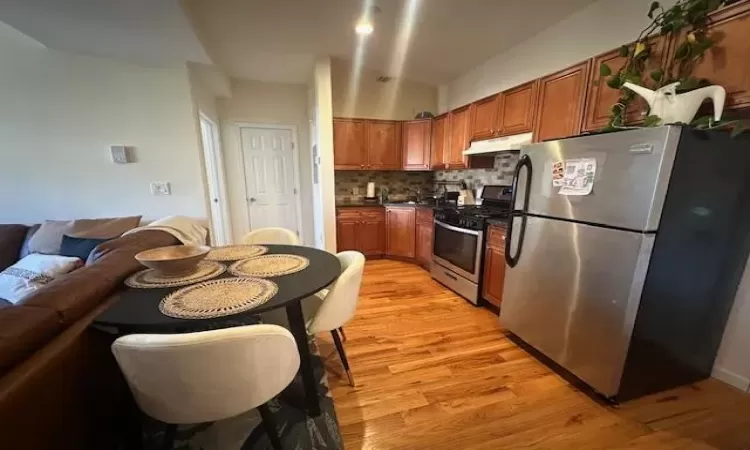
[366,182,375,198]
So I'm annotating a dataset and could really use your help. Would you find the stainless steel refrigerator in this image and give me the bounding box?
[500,126,750,401]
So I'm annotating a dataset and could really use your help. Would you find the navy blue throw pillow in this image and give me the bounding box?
[59,235,111,261]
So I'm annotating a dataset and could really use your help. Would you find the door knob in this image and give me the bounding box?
[212,198,219,203]
[249,197,257,203]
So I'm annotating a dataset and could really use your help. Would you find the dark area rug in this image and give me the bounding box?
[141,337,342,450]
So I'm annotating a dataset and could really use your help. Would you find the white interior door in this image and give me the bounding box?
[240,126,300,236]
[199,114,230,245]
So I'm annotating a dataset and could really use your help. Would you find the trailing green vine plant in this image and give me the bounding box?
[599,0,749,136]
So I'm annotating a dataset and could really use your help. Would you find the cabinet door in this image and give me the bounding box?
[415,221,433,267]
[359,218,385,257]
[366,120,402,170]
[682,2,750,110]
[336,218,359,252]
[470,94,499,140]
[386,207,416,258]
[430,114,449,170]
[533,61,591,143]
[402,119,432,170]
[583,37,669,132]
[333,118,367,170]
[448,106,470,169]
[497,80,539,136]
[482,226,507,308]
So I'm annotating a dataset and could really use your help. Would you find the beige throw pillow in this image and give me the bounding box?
[28,216,141,255]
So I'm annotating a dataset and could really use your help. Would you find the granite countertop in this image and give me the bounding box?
[336,201,437,209]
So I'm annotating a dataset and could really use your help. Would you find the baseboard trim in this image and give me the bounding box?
[711,366,750,392]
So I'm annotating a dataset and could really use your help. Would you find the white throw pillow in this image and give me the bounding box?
[0,254,81,304]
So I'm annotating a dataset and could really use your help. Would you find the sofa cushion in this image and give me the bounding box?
[28,217,142,255]
[59,235,111,261]
[23,230,179,325]
[0,306,62,376]
[0,225,29,271]
[0,254,82,304]
[18,224,40,260]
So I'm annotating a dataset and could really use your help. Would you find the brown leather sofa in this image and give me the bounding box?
[0,225,178,449]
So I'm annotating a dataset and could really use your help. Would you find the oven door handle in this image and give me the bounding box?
[434,220,480,236]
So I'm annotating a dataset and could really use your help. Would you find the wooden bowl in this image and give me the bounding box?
[135,245,211,277]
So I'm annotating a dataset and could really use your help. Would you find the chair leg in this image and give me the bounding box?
[338,327,347,342]
[161,423,177,450]
[258,403,283,450]
[331,329,355,387]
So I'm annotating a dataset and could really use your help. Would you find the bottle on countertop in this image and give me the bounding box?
[380,187,389,204]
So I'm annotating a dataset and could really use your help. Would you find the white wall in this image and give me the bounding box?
[0,21,208,223]
[444,0,677,111]
[713,261,750,392]
[331,57,438,120]
[312,58,337,252]
[217,79,314,245]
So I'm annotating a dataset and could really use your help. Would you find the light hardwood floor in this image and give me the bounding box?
[316,260,750,450]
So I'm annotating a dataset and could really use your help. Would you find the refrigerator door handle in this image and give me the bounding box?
[506,154,533,268]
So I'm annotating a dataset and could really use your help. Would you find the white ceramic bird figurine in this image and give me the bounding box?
[623,81,726,125]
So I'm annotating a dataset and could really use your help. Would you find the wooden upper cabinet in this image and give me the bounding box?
[448,106,470,169]
[683,1,750,110]
[333,118,366,170]
[583,37,669,132]
[497,80,539,136]
[386,207,416,258]
[470,94,500,140]
[402,119,432,170]
[366,120,402,170]
[534,61,591,143]
[430,113,449,170]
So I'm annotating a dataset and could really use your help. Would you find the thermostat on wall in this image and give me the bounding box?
[111,145,133,164]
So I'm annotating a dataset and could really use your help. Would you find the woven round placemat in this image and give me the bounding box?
[159,277,278,319]
[205,245,268,261]
[229,254,310,278]
[125,261,226,289]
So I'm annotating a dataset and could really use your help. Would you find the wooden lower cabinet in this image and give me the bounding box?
[359,216,385,256]
[415,207,434,267]
[386,206,416,259]
[482,224,507,309]
[336,207,385,256]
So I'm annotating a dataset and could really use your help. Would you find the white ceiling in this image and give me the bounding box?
[0,0,211,66]
[184,0,597,85]
[0,0,597,86]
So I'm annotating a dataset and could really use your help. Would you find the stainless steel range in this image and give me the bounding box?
[431,185,511,304]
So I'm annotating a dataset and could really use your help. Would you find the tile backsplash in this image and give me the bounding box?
[335,171,435,203]
[434,153,519,190]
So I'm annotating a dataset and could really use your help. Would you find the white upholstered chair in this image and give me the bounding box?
[111,324,300,450]
[306,251,365,386]
[242,227,300,245]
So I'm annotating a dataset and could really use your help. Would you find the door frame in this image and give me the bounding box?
[199,112,232,245]
[235,122,304,241]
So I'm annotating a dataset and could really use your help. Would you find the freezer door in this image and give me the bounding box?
[500,215,654,397]
[516,126,681,231]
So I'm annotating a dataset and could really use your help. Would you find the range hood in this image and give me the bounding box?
[462,132,532,156]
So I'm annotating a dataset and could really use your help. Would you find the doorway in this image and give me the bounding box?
[238,124,303,239]
[199,113,231,245]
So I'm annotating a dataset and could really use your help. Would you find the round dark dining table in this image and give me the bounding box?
[93,244,341,417]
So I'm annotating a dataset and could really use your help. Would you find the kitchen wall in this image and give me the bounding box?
[335,171,434,204]
[217,78,314,245]
[331,57,439,120]
[435,153,519,191]
[441,0,679,111]
[0,21,208,223]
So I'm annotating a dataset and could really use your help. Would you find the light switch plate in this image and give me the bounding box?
[150,181,171,196]
[111,145,132,164]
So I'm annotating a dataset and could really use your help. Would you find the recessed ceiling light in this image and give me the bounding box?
[355,20,374,35]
